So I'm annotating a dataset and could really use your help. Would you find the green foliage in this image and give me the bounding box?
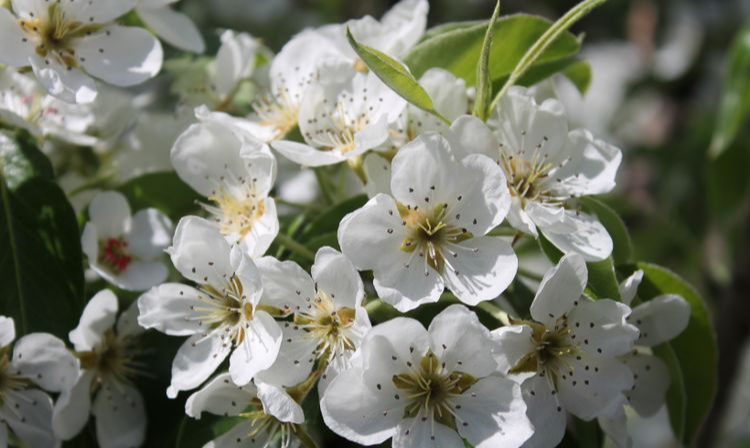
[579,196,634,265]
[472,1,502,121]
[0,130,84,338]
[117,171,201,220]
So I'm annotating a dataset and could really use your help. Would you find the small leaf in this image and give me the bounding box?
[709,24,750,159]
[117,171,201,220]
[579,196,633,265]
[346,28,449,123]
[472,1,502,121]
[561,59,593,94]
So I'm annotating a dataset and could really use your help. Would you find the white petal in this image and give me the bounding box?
[239,198,279,259]
[619,270,644,306]
[137,6,205,53]
[568,298,639,358]
[137,284,204,336]
[376,0,429,57]
[312,247,364,309]
[0,317,15,348]
[542,211,613,262]
[556,355,633,420]
[3,389,56,448]
[127,208,173,260]
[87,191,131,238]
[506,198,538,236]
[491,325,535,374]
[169,216,234,286]
[109,260,168,291]
[0,9,35,66]
[81,222,99,264]
[254,256,315,311]
[450,153,512,234]
[321,366,402,445]
[338,194,404,272]
[70,289,119,352]
[53,371,94,440]
[10,0,51,19]
[420,68,468,122]
[530,254,587,327]
[622,352,670,417]
[454,376,532,448]
[598,406,632,448]
[204,420,263,448]
[255,323,317,388]
[393,415,463,448]
[168,330,231,398]
[256,381,304,424]
[362,152,392,197]
[271,140,345,167]
[442,236,518,306]
[78,26,163,87]
[30,56,97,104]
[519,375,566,448]
[428,305,496,377]
[12,333,79,393]
[115,300,144,340]
[228,311,282,386]
[629,294,690,347]
[372,251,444,313]
[92,380,146,448]
[526,202,575,234]
[62,0,137,23]
[390,133,457,206]
[185,373,255,419]
[215,31,258,96]
[554,129,622,196]
[449,115,499,160]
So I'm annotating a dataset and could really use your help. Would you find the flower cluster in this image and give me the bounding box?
[0,0,700,447]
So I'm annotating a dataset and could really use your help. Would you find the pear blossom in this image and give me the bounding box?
[597,270,691,448]
[171,111,279,258]
[0,0,163,103]
[136,0,205,53]
[52,290,148,448]
[338,132,517,312]
[185,372,306,448]
[492,254,640,448]
[0,316,79,448]
[272,70,406,167]
[321,305,532,448]
[137,217,282,397]
[254,247,371,389]
[81,191,173,291]
[453,86,622,261]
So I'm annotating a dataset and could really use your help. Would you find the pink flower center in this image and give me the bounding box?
[99,238,132,273]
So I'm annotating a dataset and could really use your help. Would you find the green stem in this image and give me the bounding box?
[313,167,337,205]
[274,197,325,212]
[489,0,609,111]
[66,170,114,197]
[476,301,511,326]
[274,233,315,262]
[487,226,518,237]
[518,267,544,282]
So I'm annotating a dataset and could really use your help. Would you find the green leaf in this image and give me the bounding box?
[299,194,368,243]
[472,1,501,121]
[405,14,581,87]
[0,131,84,338]
[709,24,750,159]
[117,171,201,220]
[627,263,717,445]
[579,196,634,265]
[346,28,449,123]
[561,59,592,94]
[652,343,687,441]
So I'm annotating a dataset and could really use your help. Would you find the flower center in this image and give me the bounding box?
[397,202,472,273]
[98,237,133,274]
[0,352,30,405]
[240,403,298,448]
[205,187,265,240]
[304,99,371,155]
[293,289,356,362]
[190,276,255,347]
[78,331,143,385]
[509,318,578,377]
[253,93,300,140]
[18,4,102,68]
[392,351,475,427]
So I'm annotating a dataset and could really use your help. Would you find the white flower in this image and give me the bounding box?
[185,372,304,448]
[136,0,205,53]
[52,290,147,448]
[272,70,406,167]
[0,316,79,448]
[137,217,282,397]
[0,0,163,103]
[597,270,691,448]
[338,132,517,312]
[212,30,260,101]
[321,305,532,448]
[255,247,371,389]
[453,86,623,261]
[171,111,279,258]
[0,68,97,146]
[81,191,173,291]
[492,254,639,448]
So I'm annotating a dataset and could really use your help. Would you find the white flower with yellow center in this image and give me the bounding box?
[136,0,205,53]
[338,132,517,312]
[0,316,78,448]
[137,217,282,397]
[81,191,173,292]
[0,0,163,103]
[452,86,622,261]
[52,290,148,448]
[254,247,371,390]
[272,70,406,167]
[492,254,639,448]
[597,270,691,448]
[171,111,279,258]
[321,305,532,448]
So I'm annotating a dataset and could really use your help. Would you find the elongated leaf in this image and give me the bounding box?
[652,343,687,441]
[0,131,84,338]
[117,171,201,220]
[473,1,502,121]
[624,263,717,445]
[561,59,593,94]
[299,194,367,242]
[346,28,448,123]
[405,14,581,87]
[579,196,633,265]
[709,24,750,159]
